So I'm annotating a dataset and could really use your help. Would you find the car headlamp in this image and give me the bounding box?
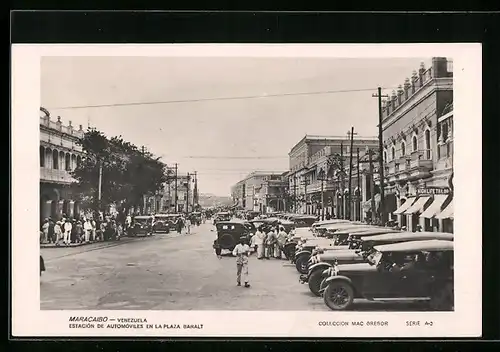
[333,261,340,275]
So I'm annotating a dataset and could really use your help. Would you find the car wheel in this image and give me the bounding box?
[295,254,310,274]
[323,281,354,311]
[319,277,328,293]
[308,269,324,297]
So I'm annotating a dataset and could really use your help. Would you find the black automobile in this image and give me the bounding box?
[152,214,172,233]
[213,220,256,255]
[321,239,454,311]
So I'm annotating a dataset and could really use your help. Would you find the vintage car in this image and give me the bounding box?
[151,214,172,233]
[320,239,454,311]
[314,232,454,296]
[212,220,256,255]
[302,230,451,296]
[291,215,319,228]
[294,237,344,273]
[213,212,232,224]
[249,217,295,234]
[131,215,154,236]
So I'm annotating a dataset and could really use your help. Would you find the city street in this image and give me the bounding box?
[41,223,427,311]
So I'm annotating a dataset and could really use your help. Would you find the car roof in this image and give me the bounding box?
[216,212,231,215]
[216,220,248,225]
[134,215,151,219]
[374,239,454,253]
[362,231,454,243]
[313,219,350,226]
[347,228,399,235]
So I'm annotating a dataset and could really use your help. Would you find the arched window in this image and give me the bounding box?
[52,150,59,169]
[401,141,406,156]
[59,151,65,170]
[65,154,71,171]
[412,135,418,152]
[39,146,45,167]
[71,154,77,170]
[391,146,395,160]
[425,129,431,159]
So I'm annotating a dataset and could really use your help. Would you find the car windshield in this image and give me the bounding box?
[367,250,383,266]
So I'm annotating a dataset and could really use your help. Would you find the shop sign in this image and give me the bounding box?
[417,187,450,195]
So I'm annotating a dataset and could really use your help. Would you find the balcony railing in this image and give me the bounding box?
[409,149,433,169]
[40,167,76,184]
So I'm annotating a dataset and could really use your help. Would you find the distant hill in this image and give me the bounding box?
[198,193,234,208]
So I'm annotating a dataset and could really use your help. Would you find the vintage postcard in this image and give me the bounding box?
[11,44,482,338]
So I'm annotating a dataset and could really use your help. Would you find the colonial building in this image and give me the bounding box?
[287,135,378,217]
[39,107,84,224]
[156,174,196,214]
[378,57,454,232]
[231,171,288,212]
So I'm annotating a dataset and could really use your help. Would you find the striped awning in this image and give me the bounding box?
[403,196,431,215]
[436,200,454,220]
[393,197,416,215]
[420,195,450,219]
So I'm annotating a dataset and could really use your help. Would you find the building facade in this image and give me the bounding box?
[231,171,288,212]
[155,174,196,214]
[287,135,379,217]
[378,57,454,232]
[39,107,85,224]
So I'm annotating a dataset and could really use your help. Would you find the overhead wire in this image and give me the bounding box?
[46,86,405,110]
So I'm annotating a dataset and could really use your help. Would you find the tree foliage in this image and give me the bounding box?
[71,128,167,212]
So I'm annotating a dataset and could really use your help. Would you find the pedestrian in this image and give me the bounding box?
[63,219,72,245]
[176,217,183,234]
[232,236,251,288]
[276,226,288,259]
[416,224,423,232]
[53,221,63,246]
[76,221,84,243]
[48,218,55,243]
[41,219,50,244]
[185,217,192,235]
[265,227,276,259]
[254,226,265,259]
[249,231,257,255]
[83,219,92,243]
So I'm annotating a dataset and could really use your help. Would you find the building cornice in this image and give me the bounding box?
[382,77,453,131]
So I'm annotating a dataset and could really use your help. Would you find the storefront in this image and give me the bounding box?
[393,186,452,232]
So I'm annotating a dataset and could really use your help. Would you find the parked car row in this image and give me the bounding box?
[285,220,454,311]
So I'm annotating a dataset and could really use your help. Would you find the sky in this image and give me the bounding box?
[41,56,431,196]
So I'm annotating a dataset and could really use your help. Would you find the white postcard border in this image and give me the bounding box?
[11,43,482,337]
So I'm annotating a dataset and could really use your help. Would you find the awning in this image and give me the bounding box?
[362,194,381,211]
[393,197,416,215]
[403,196,431,215]
[419,195,450,219]
[436,200,454,220]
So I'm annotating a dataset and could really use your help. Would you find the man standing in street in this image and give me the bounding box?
[276,226,288,259]
[41,219,50,244]
[185,216,192,235]
[83,218,93,243]
[232,236,251,288]
[63,219,72,245]
[254,226,265,259]
[265,227,277,259]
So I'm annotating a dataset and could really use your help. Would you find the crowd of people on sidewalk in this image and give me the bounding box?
[39,212,134,246]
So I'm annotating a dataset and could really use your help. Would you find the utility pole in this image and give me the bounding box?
[174,163,178,214]
[302,176,309,214]
[368,149,376,223]
[356,148,360,221]
[373,87,389,224]
[347,127,356,220]
[186,173,191,214]
[293,175,297,213]
[320,173,325,221]
[98,159,103,210]
[340,141,345,219]
[193,171,198,210]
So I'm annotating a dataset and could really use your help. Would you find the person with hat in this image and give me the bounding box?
[232,236,251,288]
[54,221,63,246]
[254,226,266,259]
[41,218,50,244]
[276,226,288,259]
[63,218,73,245]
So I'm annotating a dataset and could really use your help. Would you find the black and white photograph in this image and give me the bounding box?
[12,44,481,337]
